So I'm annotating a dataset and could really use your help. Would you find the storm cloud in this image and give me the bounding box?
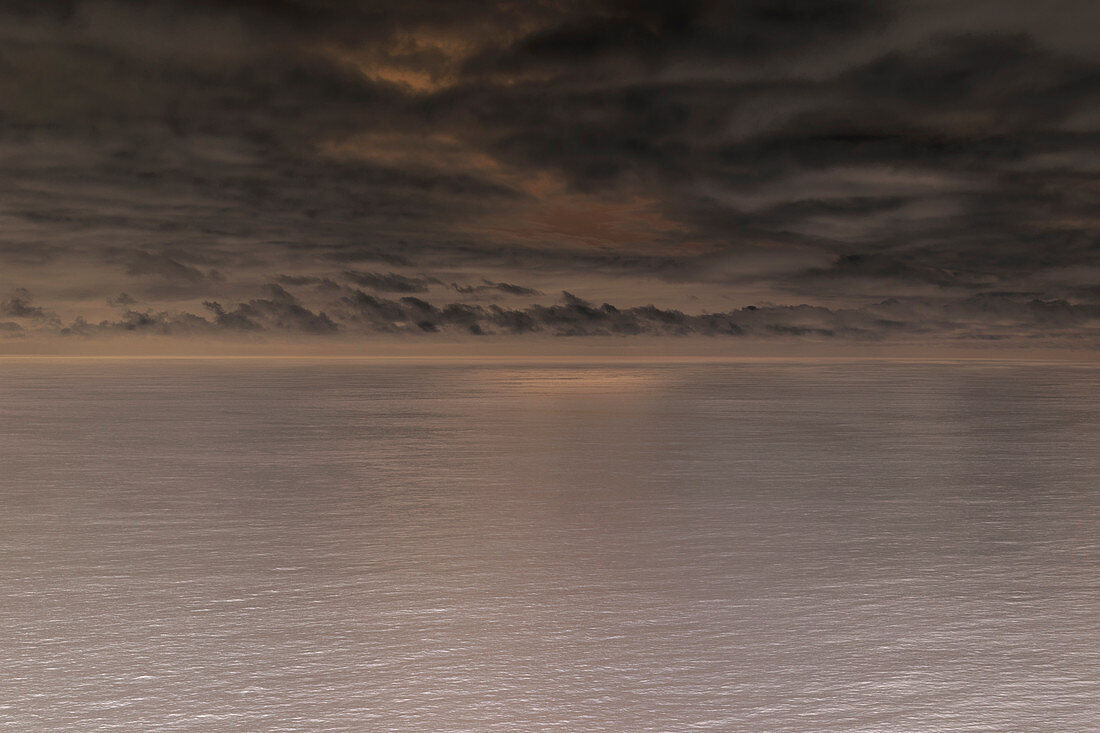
[1,0,1098,351]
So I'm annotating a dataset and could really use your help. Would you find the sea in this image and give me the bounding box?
[1,359,1097,731]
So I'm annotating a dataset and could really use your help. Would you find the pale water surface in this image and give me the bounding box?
[1,360,1097,731]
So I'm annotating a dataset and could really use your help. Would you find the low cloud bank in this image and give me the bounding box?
[3,287,1095,348]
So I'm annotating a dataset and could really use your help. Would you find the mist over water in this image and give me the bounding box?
[2,360,1098,731]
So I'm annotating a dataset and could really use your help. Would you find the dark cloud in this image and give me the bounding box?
[56,309,207,338]
[342,271,440,293]
[2,0,1098,350]
[842,33,1100,125]
[203,293,339,334]
[57,297,337,338]
[325,289,1100,342]
[5,280,1095,346]
[274,275,344,292]
[793,253,977,291]
[452,280,543,297]
[1,289,58,322]
[103,249,215,283]
[464,0,885,77]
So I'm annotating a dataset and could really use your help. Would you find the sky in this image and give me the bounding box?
[1,0,1099,356]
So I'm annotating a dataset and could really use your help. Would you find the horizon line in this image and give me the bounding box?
[0,354,1097,365]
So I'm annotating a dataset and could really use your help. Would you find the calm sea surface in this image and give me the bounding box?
[1,360,1097,731]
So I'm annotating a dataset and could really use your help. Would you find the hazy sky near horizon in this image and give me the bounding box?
[2,0,1099,352]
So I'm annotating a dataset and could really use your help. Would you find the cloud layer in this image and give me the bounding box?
[2,0,1098,351]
